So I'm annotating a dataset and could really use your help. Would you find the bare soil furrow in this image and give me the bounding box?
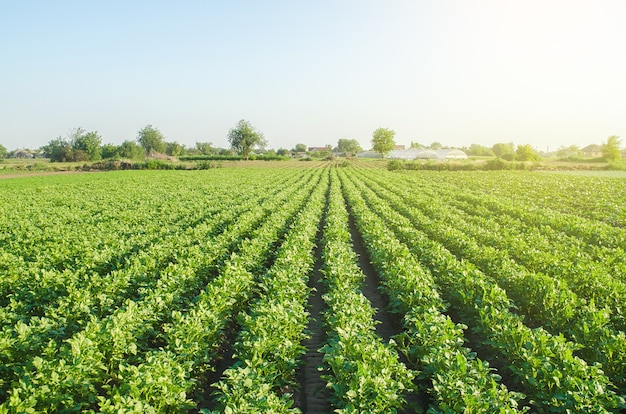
[295,218,332,413]
[347,214,428,413]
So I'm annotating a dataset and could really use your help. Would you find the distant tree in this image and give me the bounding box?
[294,143,307,152]
[101,143,119,159]
[43,137,73,162]
[119,140,146,160]
[312,147,332,158]
[371,128,396,158]
[66,127,86,142]
[276,148,289,156]
[492,142,515,157]
[516,144,541,161]
[0,144,7,158]
[137,125,166,156]
[195,141,214,155]
[410,141,425,149]
[466,143,495,157]
[336,138,362,155]
[42,128,103,162]
[602,135,622,161]
[72,130,102,161]
[556,145,582,159]
[165,141,184,157]
[428,141,443,150]
[227,119,267,160]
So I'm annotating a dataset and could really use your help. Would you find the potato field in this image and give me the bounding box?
[1,165,625,413]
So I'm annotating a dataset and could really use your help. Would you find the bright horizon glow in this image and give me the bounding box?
[1,0,625,152]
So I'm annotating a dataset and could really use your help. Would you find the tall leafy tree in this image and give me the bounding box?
[466,143,495,156]
[492,142,515,158]
[137,125,166,156]
[516,144,541,161]
[119,140,146,160]
[227,119,266,160]
[101,143,119,159]
[556,145,582,159]
[43,128,103,162]
[336,138,362,155]
[293,143,307,152]
[602,135,622,161]
[43,137,73,162]
[371,127,396,158]
[73,130,103,161]
[195,142,214,155]
[0,144,7,158]
[165,141,184,157]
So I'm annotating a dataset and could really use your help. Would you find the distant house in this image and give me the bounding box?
[394,145,406,150]
[12,149,34,159]
[308,147,330,152]
[582,144,602,158]
[386,148,468,160]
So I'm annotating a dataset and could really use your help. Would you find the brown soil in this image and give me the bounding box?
[294,214,333,413]
[191,324,238,412]
[348,215,429,413]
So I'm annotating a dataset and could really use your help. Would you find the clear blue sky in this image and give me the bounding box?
[1,0,625,152]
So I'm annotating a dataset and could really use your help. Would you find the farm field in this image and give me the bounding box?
[1,165,625,413]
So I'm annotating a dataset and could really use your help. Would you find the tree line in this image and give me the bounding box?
[39,125,228,163]
[369,128,622,162]
[1,121,622,162]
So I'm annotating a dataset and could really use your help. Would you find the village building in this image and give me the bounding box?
[581,144,602,158]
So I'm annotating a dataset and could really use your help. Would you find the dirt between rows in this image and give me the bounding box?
[294,213,426,413]
[193,211,426,412]
[293,221,332,413]
[347,215,427,413]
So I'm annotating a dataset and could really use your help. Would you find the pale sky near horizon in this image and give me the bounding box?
[1,0,625,152]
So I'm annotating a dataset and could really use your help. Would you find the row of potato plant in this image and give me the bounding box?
[437,185,626,275]
[392,171,619,260]
[374,169,626,321]
[431,191,626,313]
[316,171,415,413]
[0,170,293,326]
[428,171,626,228]
[452,181,626,251]
[0,193,249,384]
[0,171,305,402]
[353,168,626,393]
[0,170,319,412]
[0,170,304,313]
[0,172,230,293]
[210,170,328,413]
[101,169,324,412]
[400,173,626,282]
[402,171,626,229]
[414,176,626,309]
[345,169,624,412]
[338,170,527,413]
